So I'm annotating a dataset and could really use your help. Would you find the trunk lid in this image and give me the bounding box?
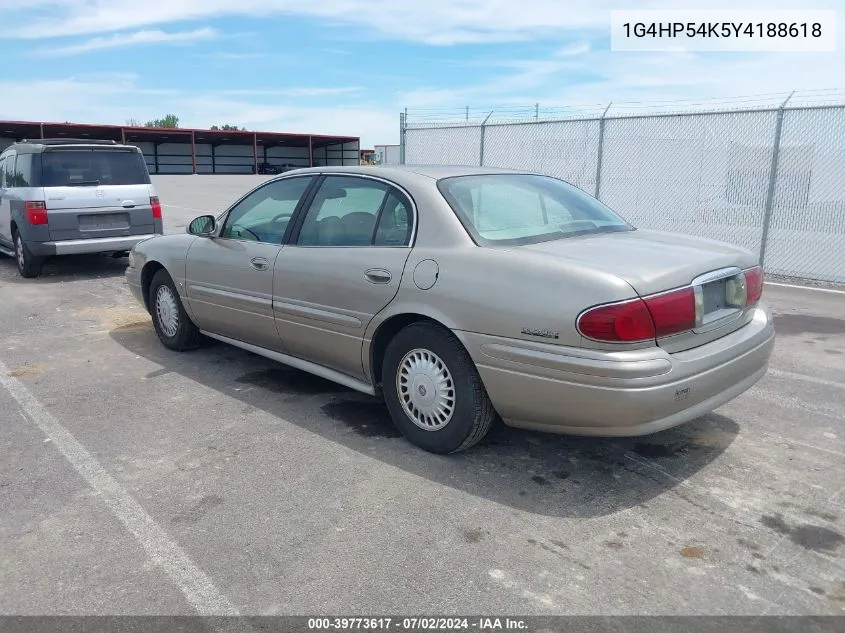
[519,229,756,296]
[517,229,760,351]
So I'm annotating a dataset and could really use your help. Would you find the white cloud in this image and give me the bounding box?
[0,0,649,42]
[205,51,266,60]
[556,41,591,57]
[1,0,843,146]
[221,87,364,97]
[2,0,843,47]
[32,27,219,56]
[397,34,845,115]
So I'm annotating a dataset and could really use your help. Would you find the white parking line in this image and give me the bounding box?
[768,368,845,390]
[759,431,845,459]
[0,358,239,616]
[765,281,845,295]
[164,204,212,213]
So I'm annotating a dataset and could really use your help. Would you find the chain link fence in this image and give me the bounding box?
[401,91,845,285]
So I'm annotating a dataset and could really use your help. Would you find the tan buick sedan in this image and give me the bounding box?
[126,166,775,453]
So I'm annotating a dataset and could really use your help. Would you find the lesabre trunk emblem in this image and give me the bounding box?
[521,328,560,340]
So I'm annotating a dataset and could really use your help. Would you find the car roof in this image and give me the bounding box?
[4,139,139,153]
[286,164,531,180]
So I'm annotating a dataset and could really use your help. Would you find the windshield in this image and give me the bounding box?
[40,149,151,187]
[438,173,634,246]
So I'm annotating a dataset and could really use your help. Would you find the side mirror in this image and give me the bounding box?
[187,215,216,236]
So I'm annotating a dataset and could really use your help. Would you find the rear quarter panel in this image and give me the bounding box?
[9,186,50,242]
[366,244,642,351]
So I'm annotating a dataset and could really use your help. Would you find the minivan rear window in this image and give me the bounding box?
[40,149,151,187]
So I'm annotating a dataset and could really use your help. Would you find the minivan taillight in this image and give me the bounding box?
[578,286,697,343]
[150,196,162,219]
[744,266,764,307]
[24,201,48,225]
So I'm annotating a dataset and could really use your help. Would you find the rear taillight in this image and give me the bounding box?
[577,298,656,343]
[644,287,697,338]
[150,196,162,219]
[24,201,48,225]
[744,266,764,307]
[578,286,697,343]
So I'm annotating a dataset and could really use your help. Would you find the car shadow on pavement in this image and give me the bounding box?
[0,253,129,284]
[110,324,740,519]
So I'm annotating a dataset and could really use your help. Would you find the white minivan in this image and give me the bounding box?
[0,138,163,278]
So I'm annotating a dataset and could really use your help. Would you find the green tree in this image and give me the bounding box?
[145,114,180,128]
[210,124,246,131]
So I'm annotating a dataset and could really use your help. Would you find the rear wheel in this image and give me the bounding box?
[149,269,201,351]
[382,322,496,454]
[13,231,44,279]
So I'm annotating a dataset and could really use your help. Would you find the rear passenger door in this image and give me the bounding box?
[273,175,415,381]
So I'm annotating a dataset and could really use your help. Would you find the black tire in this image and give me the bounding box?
[13,230,44,279]
[382,322,496,454]
[149,269,202,351]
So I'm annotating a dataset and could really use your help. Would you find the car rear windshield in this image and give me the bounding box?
[438,173,634,246]
[39,149,151,187]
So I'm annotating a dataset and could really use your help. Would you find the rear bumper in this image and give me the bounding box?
[458,304,775,437]
[26,234,159,256]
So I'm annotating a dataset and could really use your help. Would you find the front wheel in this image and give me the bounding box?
[149,269,202,351]
[14,231,44,279]
[382,322,496,454]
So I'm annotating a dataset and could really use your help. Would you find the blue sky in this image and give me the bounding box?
[0,0,843,147]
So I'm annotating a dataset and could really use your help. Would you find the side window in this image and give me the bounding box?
[8,154,33,187]
[297,176,391,247]
[220,176,313,244]
[2,153,15,188]
[374,192,412,246]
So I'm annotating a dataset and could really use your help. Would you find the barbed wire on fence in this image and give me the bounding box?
[399,89,845,285]
[403,88,845,128]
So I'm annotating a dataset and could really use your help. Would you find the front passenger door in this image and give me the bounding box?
[273,175,415,380]
[185,175,314,351]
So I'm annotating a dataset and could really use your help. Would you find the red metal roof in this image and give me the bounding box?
[0,119,359,145]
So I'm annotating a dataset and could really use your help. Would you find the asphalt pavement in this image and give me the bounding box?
[0,175,842,616]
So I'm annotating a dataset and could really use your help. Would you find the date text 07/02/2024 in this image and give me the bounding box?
[307,617,528,631]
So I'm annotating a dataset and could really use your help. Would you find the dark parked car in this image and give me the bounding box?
[256,162,283,175]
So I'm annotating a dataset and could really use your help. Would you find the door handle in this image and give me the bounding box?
[364,268,392,284]
[250,257,269,271]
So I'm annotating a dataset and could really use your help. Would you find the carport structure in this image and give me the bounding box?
[0,120,360,174]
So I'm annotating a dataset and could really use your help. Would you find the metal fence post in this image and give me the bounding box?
[759,91,793,267]
[399,109,406,165]
[594,102,612,199]
[479,111,493,166]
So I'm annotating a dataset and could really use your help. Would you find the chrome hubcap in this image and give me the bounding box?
[397,348,455,431]
[155,285,180,338]
[15,236,25,269]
